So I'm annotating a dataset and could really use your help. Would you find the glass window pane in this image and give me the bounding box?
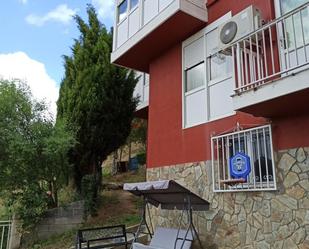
[185,63,205,92]
[130,0,139,10]
[281,0,307,14]
[281,0,309,48]
[209,53,232,81]
[118,0,128,22]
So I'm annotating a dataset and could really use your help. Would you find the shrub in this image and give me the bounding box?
[81,175,97,217]
[136,152,146,165]
[11,184,49,231]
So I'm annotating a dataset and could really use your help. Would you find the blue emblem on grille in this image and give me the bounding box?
[229,152,251,180]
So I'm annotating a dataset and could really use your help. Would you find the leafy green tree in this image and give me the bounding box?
[129,118,147,149]
[57,5,138,192]
[0,79,75,230]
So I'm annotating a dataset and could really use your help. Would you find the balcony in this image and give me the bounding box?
[228,2,309,118]
[111,0,208,72]
[133,72,149,118]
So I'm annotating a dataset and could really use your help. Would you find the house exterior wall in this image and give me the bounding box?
[142,1,309,248]
[147,40,309,168]
[112,0,309,248]
[147,147,309,249]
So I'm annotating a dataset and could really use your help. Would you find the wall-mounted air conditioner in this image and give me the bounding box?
[218,5,262,51]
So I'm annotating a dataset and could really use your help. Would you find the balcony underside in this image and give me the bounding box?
[135,105,148,119]
[112,10,206,72]
[233,69,309,118]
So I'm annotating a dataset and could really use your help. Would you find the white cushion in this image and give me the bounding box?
[133,242,163,249]
[149,227,192,249]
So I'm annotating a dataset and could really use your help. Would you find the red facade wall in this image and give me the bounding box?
[147,44,267,167]
[146,0,309,168]
[207,0,275,23]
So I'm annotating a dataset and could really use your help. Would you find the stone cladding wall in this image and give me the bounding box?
[146,148,309,249]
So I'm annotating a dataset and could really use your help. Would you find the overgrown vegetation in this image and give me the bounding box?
[0,79,75,231]
[28,166,146,248]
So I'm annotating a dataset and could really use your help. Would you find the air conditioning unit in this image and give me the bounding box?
[218,6,262,51]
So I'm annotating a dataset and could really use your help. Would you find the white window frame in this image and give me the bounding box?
[182,12,235,129]
[117,0,140,24]
[211,124,277,193]
[117,0,129,24]
[130,0,139,11]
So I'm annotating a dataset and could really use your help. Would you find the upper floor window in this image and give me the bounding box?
[182,13,235,128]
[280,0,309,48]
[130,0,139,10]
[118,0,128,23]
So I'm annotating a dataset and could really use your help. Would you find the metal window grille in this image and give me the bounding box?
[0,221,11,249]
[211,125,277,192]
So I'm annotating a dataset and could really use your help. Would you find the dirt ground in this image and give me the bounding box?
[87,189,140,225]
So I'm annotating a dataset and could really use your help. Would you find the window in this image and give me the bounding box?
[280,0,309,48]
[209,53,232,82]
[118,0,128,23]
[182,19,234,128]
[130,0,139,10]
[211,125,276,192]
[185,63,205,92]
[183,37,207,128]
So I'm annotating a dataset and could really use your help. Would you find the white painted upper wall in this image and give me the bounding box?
[112,0,207,60]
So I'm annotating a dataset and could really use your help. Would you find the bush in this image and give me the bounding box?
[136,152,146,165]
[81,175,97,217]
[12,184,49,231]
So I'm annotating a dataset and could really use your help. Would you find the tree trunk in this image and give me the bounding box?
[119,147,123,162]
[96,159,102,190]
[128,140,132,162]
[52,181,58,207]
[112,150,118,175]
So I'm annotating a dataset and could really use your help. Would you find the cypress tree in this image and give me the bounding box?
[57,5,137,191]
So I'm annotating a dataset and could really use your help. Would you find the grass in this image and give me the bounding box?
[29,229,77,249]
[101,191,120,205]
[29,213,140,249]
[105,213,140,227]
[103,167,146,184]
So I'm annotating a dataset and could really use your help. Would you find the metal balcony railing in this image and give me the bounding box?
[227,2,309,94]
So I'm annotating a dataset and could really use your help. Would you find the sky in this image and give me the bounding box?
[0,0,115,116]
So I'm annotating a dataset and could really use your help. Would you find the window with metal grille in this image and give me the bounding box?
[211,125,277,192]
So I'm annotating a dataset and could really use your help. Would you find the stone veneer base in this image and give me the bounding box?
[146,148,309,249]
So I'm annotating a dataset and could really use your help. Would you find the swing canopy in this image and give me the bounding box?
[123,180,209,211]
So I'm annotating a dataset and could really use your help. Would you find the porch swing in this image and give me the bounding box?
[123,180,210,249]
